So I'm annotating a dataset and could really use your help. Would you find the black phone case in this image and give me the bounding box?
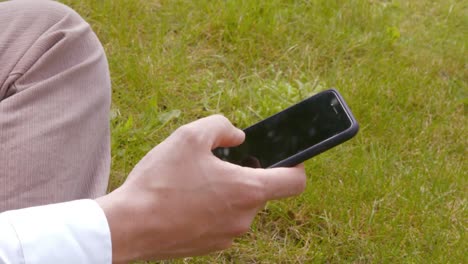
[247,88,359,168]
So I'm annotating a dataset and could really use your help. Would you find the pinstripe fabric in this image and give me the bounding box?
[0,0,111,211]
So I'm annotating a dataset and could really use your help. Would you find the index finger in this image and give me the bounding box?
[250,164,307,200]
[182,114,245,149]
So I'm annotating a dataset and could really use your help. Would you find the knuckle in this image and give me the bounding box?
[242,180,266,206]
[174,124,203,145]
[211,114,229,123]
[211,114,232,128]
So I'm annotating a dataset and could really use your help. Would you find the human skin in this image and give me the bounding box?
[96,115,307,263]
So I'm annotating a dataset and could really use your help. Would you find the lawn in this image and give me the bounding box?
[62,0,466,263]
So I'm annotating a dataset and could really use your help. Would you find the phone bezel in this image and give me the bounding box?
[237,88,359,168]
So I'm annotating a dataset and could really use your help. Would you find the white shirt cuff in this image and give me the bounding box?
[0,199,111,264]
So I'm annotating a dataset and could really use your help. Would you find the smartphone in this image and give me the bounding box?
[213,89,359,168]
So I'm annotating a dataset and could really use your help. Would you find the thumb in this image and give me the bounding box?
[249,164,307,200]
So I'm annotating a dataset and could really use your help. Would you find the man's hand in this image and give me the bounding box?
[96,115,306,263]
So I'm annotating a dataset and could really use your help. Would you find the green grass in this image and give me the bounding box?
[63,0,466,262]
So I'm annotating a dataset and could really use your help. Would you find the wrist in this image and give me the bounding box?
[96,188,139,263]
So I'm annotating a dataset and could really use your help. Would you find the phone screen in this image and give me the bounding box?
[213,90,354,168]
